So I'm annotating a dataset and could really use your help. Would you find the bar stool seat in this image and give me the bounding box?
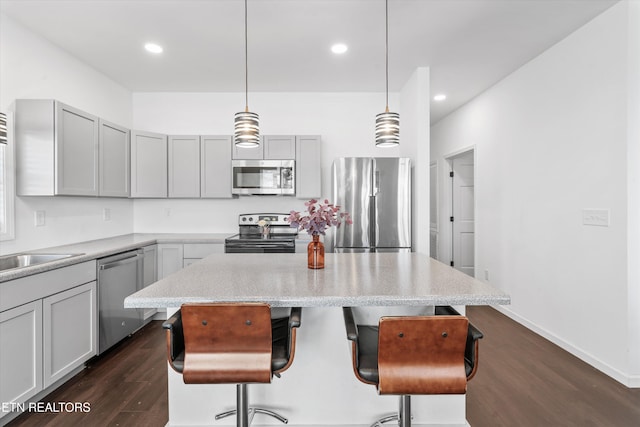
[163,303,301,426]
[343,305,482,427]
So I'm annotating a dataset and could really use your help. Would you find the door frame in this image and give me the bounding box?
[444,146,476,276]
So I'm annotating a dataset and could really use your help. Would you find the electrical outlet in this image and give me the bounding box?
[34,210,45,227]
[103,208,111,221]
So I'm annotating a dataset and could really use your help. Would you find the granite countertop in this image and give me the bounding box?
[124,252,511,308]
[0,233,231,282]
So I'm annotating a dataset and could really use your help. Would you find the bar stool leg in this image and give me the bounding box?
[399,395,411,427]
[237,384,249,427]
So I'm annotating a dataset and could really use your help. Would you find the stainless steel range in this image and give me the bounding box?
[225,213,298,253]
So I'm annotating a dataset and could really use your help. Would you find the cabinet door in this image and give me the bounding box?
[264,135,296,159]
[232,138,264,159]
[55,102,99,196]
[0,300,43,413]
[157,244,184,279]
[142,245,158,320]
[131,130,168,197]
[201,135,232,198]
[169,135,200,198]
[43,282,97,388]
[295,135,321,198]
[99,119,130,197]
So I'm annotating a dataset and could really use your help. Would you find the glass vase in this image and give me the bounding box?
[307,235,325,269]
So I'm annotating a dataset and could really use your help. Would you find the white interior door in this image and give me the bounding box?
[451,150,475,277]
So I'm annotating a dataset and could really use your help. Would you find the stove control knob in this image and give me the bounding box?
[242,217,247,222]
[249,217,254,222]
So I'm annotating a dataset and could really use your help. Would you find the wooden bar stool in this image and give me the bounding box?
[163,303,302,427]
[343,306,482,427]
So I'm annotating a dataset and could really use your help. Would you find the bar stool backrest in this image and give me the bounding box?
[377,315,468,395]
[181,303,273,384]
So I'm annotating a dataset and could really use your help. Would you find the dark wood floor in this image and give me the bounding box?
[466,306,640,426]
[6,307,640,426]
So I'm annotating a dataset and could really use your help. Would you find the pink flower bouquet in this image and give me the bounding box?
[286,199,352,236]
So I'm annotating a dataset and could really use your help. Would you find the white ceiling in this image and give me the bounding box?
[0,0,618,123]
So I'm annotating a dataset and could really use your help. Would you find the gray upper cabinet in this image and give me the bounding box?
[263,135,296,159]
[131,130,168,198]
[232,139,264,160]
[168,135,200,198]
[201,135,233,198]
[16,100,100,196]
[99,119,130,197]
[296,135,321,199]
[232,135,295,160]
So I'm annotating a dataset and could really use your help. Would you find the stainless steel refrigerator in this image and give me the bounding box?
[332,157,411,252]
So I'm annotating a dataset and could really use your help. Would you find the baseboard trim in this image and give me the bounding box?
[491,305,638,388]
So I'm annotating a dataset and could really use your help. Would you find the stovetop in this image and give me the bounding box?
[224,213,298,253]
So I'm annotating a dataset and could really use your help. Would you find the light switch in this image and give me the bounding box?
[582,209,609,227]
[103,208,111,221]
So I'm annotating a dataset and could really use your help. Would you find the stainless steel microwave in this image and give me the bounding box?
[231,160,295,195]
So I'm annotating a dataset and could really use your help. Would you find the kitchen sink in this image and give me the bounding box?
[0,253,83,272]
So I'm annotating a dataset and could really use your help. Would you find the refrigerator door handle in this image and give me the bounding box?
[374,171,380,195]
[370,195,376,248]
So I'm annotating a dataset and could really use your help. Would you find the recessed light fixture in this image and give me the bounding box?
[433,94,447,101]
[331,43,348,54]
[144,43,163,54]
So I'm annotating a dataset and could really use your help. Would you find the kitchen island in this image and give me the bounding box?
[125,253,509,426]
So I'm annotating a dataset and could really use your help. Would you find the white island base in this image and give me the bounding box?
[165,307,469,427]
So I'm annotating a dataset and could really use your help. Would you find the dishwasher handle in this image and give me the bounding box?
[99,253,142,270]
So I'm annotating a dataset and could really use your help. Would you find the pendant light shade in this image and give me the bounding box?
[375,0,399,147]
[234,110,260,147]
[234,0,259,148]
[0,112,7,145]
[375,109,400,147]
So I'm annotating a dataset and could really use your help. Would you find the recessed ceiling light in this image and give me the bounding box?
[331,43,348,54]
[433,94,447,101]
[144,43,163,54]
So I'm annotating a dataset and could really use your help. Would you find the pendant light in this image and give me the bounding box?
[375,0,399,147]
[0,112,7,145]
[234,0,260,147]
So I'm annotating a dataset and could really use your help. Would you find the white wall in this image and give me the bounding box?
[0,14,134,254]
[399,68,430,254]
[625,0,640,385]
[431,1,639,386]
[132,91,417,235]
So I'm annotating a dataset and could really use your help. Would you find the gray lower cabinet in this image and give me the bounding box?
[16,100,100,196]
[182,243,224,267]
[131,130,168,198]
[201,135,233,198]
[0,300,43,417]
[42,282,97,388]
[168,135,201,198]
[0,261,97,421]
[157,244,184,279]
[296,135,321,198]
[142,245,158,320]
[99,119,130,197]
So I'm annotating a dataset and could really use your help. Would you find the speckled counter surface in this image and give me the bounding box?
[0,233,230,282]
[125,252,510,308]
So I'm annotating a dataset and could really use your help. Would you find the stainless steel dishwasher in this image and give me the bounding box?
[97,249,144,354]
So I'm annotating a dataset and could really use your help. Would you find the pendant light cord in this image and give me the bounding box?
[385,0,389,111]
[244,0,249,111]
